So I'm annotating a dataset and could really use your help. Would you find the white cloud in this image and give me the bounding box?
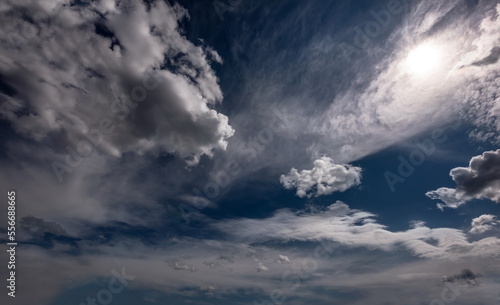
[0,0,233,164]
[167,261,198,272]
[280,157,361,197]
[255,262,269,272]
[426,149,500,209]
[277,254,291,264]
[409,220,426,229]
[215,201,500,260]
[470,214,498,235]
[426,187,468,210]
[316,2,500,162]
[220,0,500,171]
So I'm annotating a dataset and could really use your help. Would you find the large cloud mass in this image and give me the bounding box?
[280,156,362,197]
[0,0,234,164]
[426,149,500,209]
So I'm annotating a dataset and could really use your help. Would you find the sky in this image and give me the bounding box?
[0,0,499,304]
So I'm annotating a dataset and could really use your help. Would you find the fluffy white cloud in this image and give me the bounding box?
[426,149,500,209]
[0,0,233,164]
[470,214,498,235]
[280,157,361,197]
[277,254,291,264]
[426,187,468,210]
[15,237,500,305]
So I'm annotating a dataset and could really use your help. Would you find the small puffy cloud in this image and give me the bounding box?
[256,262,268,272]
[409,220,426,229]
[325,200,352,215]
[426,149,500,209]
[280,157,362,197]
[470,214,498,235]
[426,187,467,210]
[277,255,291,264]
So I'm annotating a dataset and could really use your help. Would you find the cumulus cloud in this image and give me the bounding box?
[280,157,362,197]
[215,201,500,260]
[470,214,498,235]
[277,254,291,264]
[0,0,233,164]
[426,149,500,209]
[255,262,269,272]
[426,187,468,209]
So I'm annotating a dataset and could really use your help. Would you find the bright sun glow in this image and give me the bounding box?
[405,43,442,76]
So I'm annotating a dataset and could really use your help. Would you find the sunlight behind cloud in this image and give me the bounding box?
[405,43,443,76]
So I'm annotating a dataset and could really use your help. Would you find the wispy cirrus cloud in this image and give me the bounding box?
[216,0,500,175]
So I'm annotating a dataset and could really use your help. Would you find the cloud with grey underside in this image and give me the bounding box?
[426,149,500,209]
[0,0,233,166]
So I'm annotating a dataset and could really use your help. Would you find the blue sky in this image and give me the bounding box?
[0,0,500,304]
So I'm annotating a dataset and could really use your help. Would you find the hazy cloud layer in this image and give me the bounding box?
[8,218,500,305]
[215,201,500,260]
